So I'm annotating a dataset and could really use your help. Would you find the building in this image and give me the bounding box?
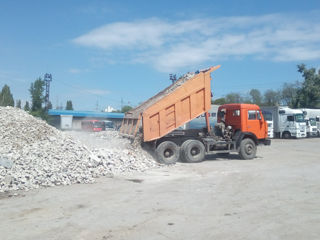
[48,109,124,130]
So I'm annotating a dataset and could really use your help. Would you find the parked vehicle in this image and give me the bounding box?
[60,115,73,130]
[261,106,306,139]
[262,110,274,138]
[304,118,317,137]
[300,108,320,137]
[120,66,270,164]
[81,120,104,132]
[103,120,114,130]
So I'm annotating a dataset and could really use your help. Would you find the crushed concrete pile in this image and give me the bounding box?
[0,107,160,193]
[69,130,161,175]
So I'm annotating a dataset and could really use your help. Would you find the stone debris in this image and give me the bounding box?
[0,107,161,193]
[164,72,195,94]
[0,157,13,169]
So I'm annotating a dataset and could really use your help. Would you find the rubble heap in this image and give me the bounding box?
[0,107,159,192]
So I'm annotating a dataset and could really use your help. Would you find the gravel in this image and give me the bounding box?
[0,107,161,193]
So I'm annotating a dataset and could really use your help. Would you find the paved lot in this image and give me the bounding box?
[1,138,320,240]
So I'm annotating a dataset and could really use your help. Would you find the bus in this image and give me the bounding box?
[81,120,104,132]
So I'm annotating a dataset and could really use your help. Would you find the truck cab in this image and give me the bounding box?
[278,108,306,138]
[304,118,317,137]
[317,116,320,136]
[301,109,320,137]
[262,110,274,138]
[218,104,268,142]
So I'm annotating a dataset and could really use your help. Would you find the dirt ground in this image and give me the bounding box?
[1,137,320,240]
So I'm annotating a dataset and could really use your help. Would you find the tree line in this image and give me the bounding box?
[1,64,319,118]
[212,64,320,108]
[0,78,73,120]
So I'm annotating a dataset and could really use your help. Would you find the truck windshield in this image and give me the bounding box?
[93,121,104,128]
[309,118,317,126]
[294,114,304,122]
[262,111,272,121]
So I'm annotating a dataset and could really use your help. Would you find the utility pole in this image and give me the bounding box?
[44,73,52,111]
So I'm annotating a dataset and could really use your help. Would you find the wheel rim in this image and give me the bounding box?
[190,147,200,156]
[245,143,253,155]
[283,132,290,138]
[164,149,173,158]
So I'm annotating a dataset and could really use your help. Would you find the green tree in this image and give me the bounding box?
[24,101,30,111]
[65,100,73,110]
[29,78,47,119]
[263,89,280,106]
[0,84,14,107]
[212,97,226,105]
[280,82,299,108]
[121,105,132,113]
[249,89,262,105]
[16,99,22,108]
[47,101,53,110]
[29,78,45,111]
[225,92,242,103]
[295,64,320,108]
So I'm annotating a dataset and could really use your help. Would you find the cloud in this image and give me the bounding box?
[68,68,90,74]
[68,68,82,74]
[73,13,320,72]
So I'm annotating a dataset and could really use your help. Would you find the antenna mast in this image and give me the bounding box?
[44,73,52,111]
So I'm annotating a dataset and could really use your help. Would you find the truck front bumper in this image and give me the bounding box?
[259,139,271,146]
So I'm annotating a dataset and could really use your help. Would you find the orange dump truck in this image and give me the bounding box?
[120,65,270,164]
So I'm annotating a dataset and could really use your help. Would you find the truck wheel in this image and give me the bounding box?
[239,138,256,160]
[181,140,205,163]
[282,132,291,139]
[155,141,180,165]
[180,140,193,162]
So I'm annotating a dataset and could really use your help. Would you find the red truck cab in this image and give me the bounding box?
[218,104,268,140]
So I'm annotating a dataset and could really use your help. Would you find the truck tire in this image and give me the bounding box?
[239,138,256,160]
[181,140,205,163]
[155,141,180,165]
[180,140,193,162]
[282,131,291,139]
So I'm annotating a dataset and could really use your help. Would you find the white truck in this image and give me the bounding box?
[300,108,320,137]
[262,110,274,138]
[60,115,73,130]
[261,106,306,139]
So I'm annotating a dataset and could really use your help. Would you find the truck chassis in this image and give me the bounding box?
[150,128,270,164]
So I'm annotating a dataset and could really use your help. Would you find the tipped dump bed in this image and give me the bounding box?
[120,65,220,142]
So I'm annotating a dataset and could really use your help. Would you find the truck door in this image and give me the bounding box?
[246,110,266,139]
[286,115,295,133]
